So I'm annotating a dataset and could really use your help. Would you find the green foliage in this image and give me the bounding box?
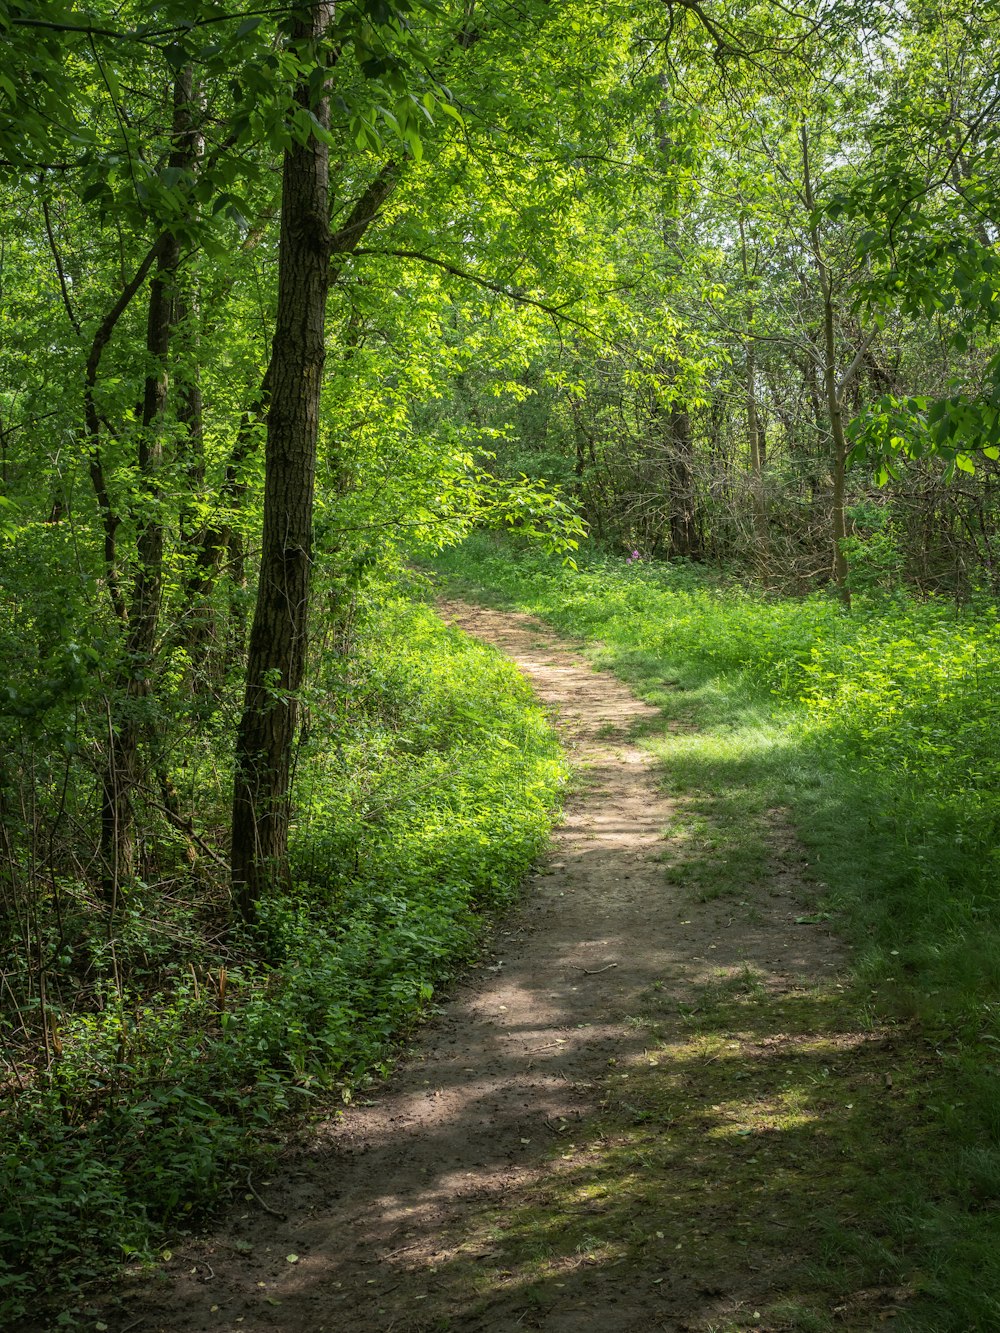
[848,389,1000,479]
[831,1,1000,470]
[0,594,565,1322]
[840,502,907,593]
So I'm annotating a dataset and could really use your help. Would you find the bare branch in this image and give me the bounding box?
[41,198,81,336]
[353,246,597,332]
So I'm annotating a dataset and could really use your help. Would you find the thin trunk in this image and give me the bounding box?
[100,67,196,899]
[801,123,850,603]
[176,285,215,655]
[231,5,333,917]
[183,368,272,672]
[740,215,769,583]
[84,242,162,624]
[746,338,771,585]
[656,86,699,560]
[665,399,699,557]
[99,241,178,894]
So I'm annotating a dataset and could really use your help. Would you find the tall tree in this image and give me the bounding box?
[230,5,334,915]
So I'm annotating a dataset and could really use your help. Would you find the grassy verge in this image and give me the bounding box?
[430,535,1000,1331]
[0,592,566,1326]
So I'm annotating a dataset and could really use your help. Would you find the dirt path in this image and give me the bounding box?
[109,601,852,1333]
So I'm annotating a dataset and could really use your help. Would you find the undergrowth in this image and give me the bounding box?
[0,593,565,1325]
[432,533,1000,1331]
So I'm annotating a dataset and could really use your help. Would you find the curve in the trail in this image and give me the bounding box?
[107,600,845,1333]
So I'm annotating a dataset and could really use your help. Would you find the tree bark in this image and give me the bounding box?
[665,397,700,558]
[801,123,850,603]
[231,5,333,917]
[739,216,769,583]
[100,66,197,901]
[655,86,700,560]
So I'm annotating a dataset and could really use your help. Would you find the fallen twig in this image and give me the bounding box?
[382,1240,423,1259]
[246,1170,287,1220]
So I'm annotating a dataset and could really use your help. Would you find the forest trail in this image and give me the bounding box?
[111,601,859,1333]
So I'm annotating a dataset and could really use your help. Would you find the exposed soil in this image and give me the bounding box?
[101,601,868,1333]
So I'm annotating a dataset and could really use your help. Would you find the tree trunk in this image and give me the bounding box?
[655,87,700,560]
[801,123,850,604]
[739,217,769,583]
[665,399,700,558]
[99,235,177,899]
[231,6,332,918]
[746,338,771,585]
[100,67,197,901]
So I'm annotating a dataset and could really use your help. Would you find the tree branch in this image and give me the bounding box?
[329,161,401,269]
[836,326,880,400]
[353,247,596,331]
[41,198,81,336]
[84,238,163,623]
[6,7,288,45]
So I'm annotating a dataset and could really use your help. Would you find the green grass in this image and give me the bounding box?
[429,534,1000,1331]
[0,592,567,1325]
